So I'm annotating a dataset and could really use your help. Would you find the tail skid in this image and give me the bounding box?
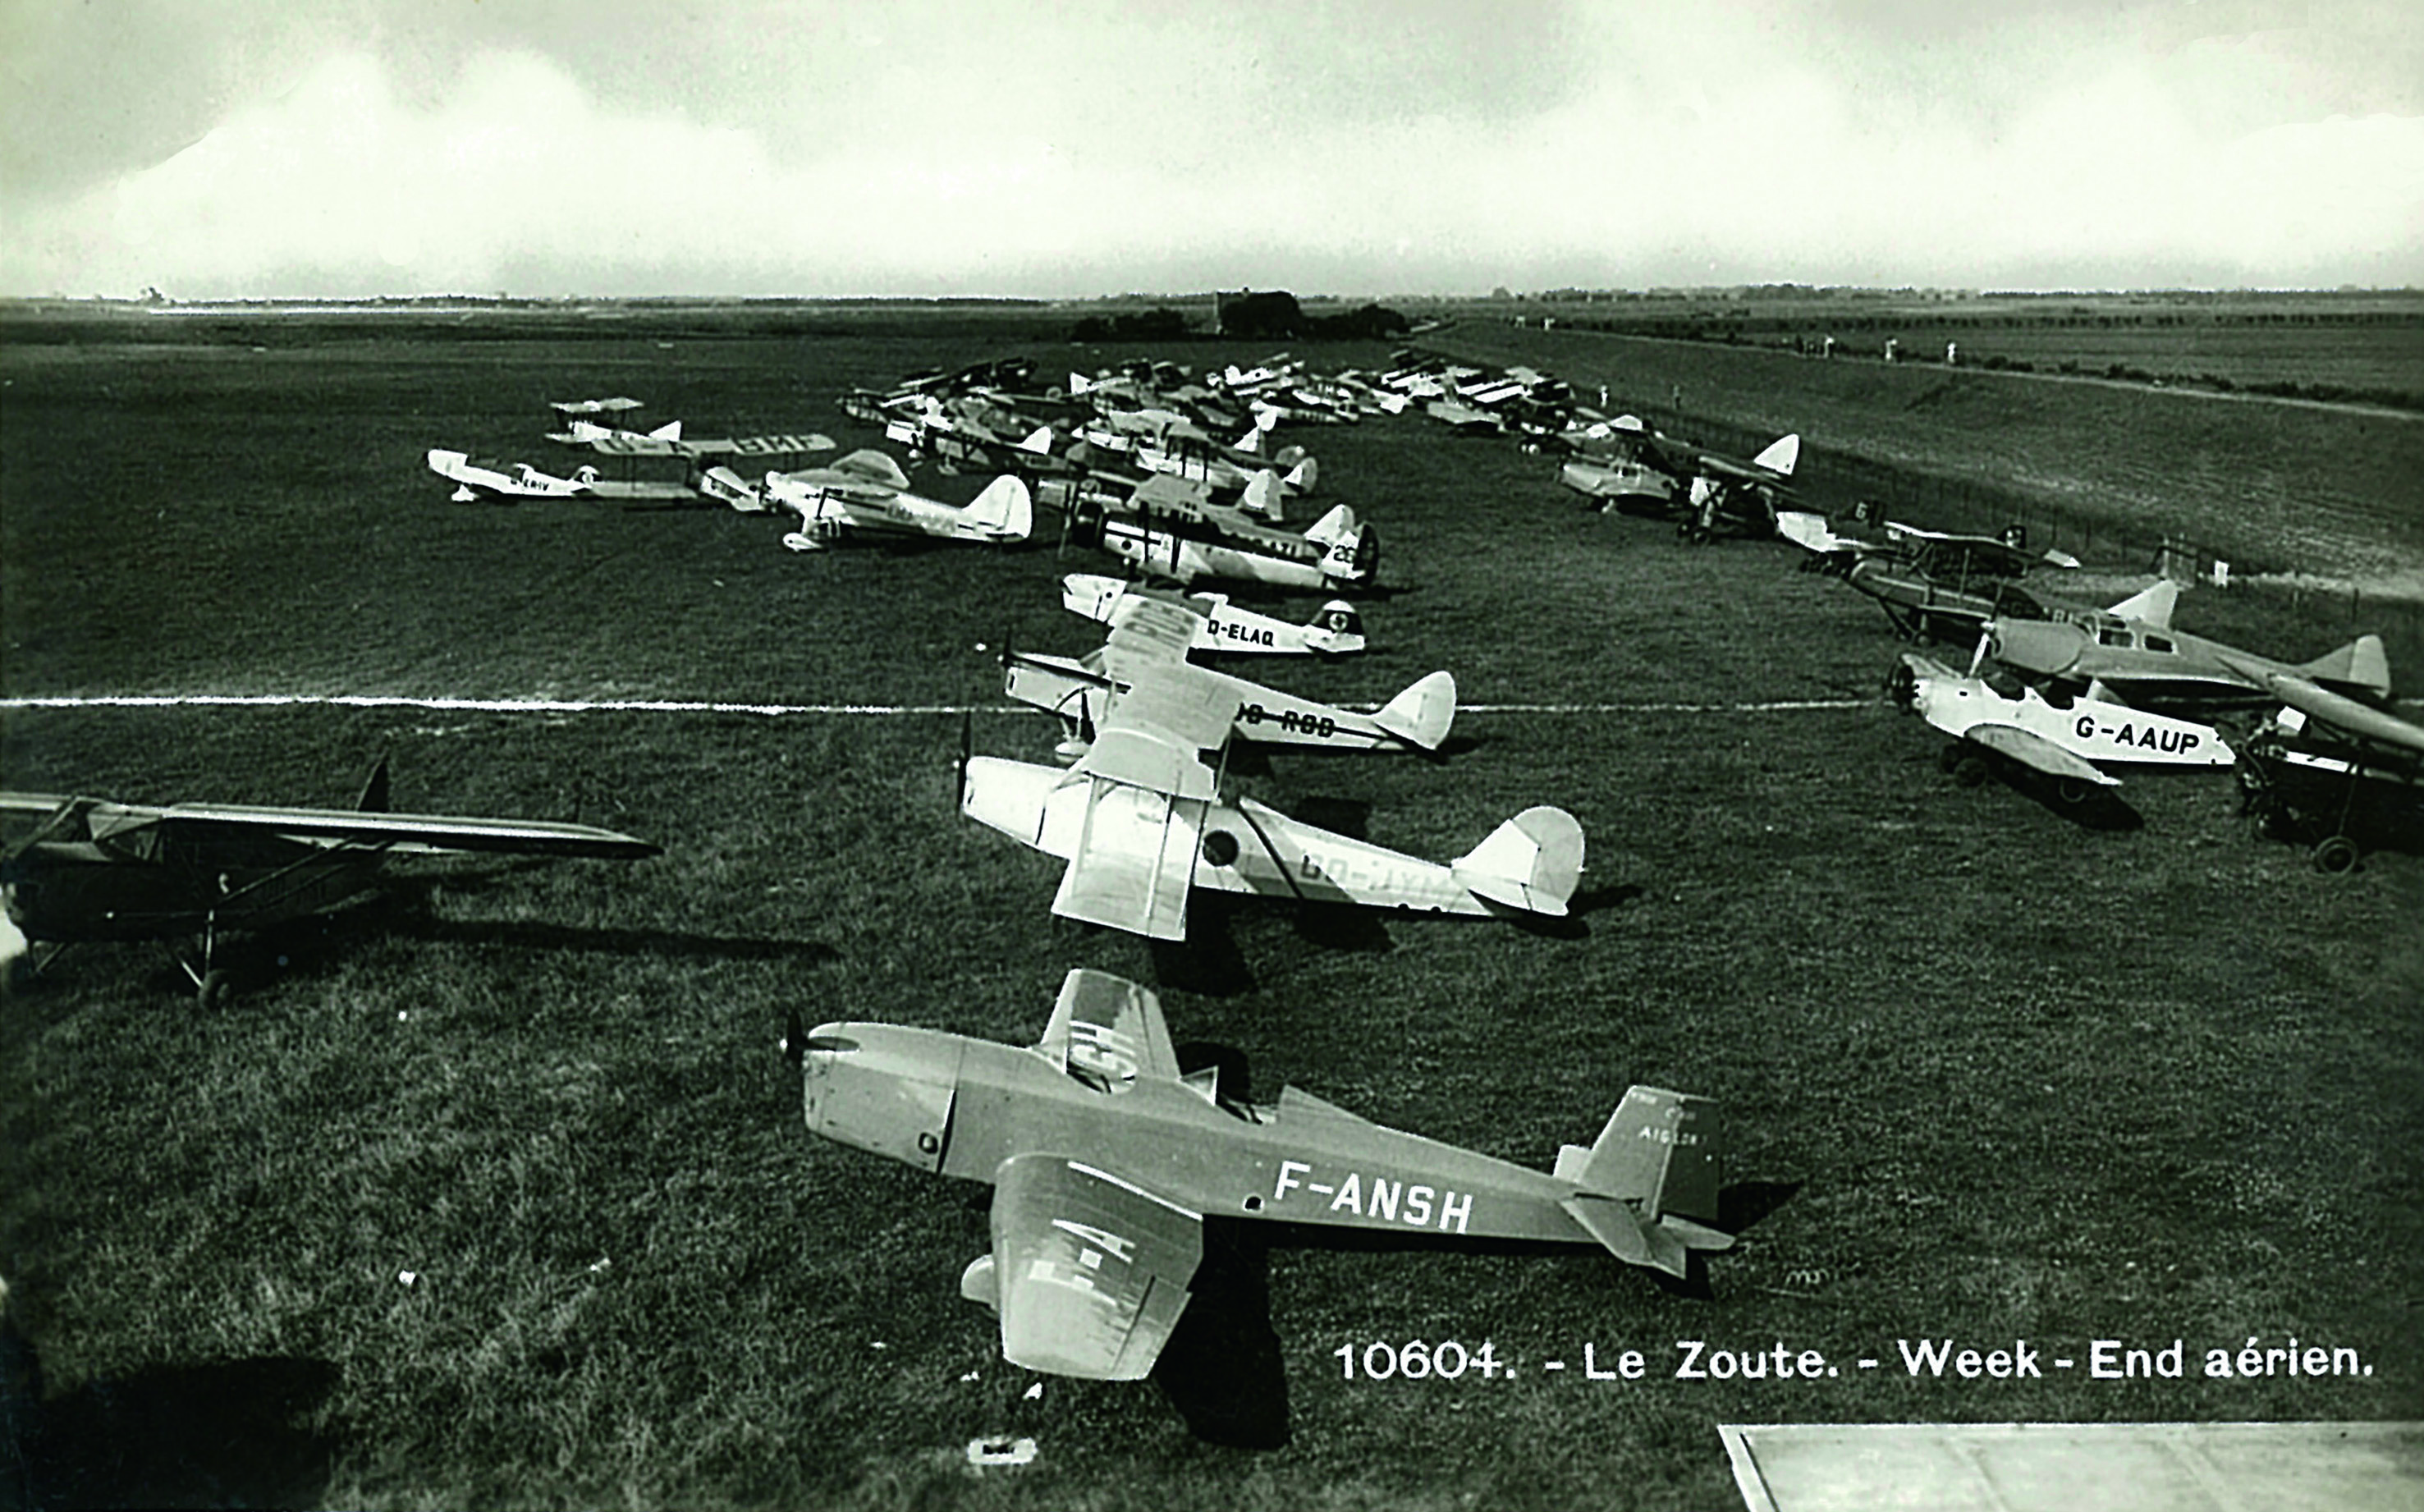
[1553,1086,1731,1277]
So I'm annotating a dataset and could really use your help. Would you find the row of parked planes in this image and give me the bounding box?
[10,348,2414,1440]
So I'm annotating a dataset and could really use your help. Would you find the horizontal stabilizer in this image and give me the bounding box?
[1451,806,1583,916]
[1963,724,2119,786]
[1372,671,1456,751]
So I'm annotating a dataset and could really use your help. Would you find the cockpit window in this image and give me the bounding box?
[2144,635,2174,654]
[2099,628,2132,647]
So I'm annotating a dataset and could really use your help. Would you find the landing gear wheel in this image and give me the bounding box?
[1936,742,1965,774]
[2311,835,2360,875]
[1886,661,1919,709]
[2053,777,2095,809]
[1952,754,1990,788]
[197,969,233,1009]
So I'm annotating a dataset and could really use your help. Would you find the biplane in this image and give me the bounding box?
[764,449,1033,550]
[1,760,658,1001]
[791,968,1730,1395]
[1061,574,1365,658]
[1055,472,1375,591]
[1833,520,2081,638]
[1001,591,1449,757]
[959,644,1576,941]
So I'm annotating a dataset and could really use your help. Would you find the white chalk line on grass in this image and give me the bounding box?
[4,693,1876,717]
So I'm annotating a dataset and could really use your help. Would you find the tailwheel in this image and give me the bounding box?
[2311,835,2361,876]
[1951,753,1990,788]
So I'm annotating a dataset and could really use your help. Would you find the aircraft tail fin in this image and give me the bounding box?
[1372,671,1456,751]
[1017,425,1053,456]
[1302,503,1359,550]
[1552,1087,1730,1276]
[1753,433,1800,476]
[648,419,683,442]
[1282,455,1318,493]
[1305,601,1365,657]
[1243,470,1285,523]
[356,757,392,814]
[1451,806,1583,916]
[1069,371,1095,396]
[2296,635,2391,699]
[2109,579,2179,628]
[967,476,1034,541]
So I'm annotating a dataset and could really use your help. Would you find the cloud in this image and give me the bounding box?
[5,11,2420,298]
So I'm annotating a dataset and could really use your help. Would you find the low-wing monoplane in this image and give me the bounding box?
[1,761,659,1000]
[1986,594,2393,713]
[793,968,1730,1388]
[426,448,598,502]
[1061,574,1365,657]
[764,449,1033,550]
[1059,473,1375,591]
[1002,592,1450,757]
[1890,650,2233,804]
[960,673,1575,941]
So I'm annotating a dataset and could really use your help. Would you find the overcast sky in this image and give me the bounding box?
[2,0,2418,298]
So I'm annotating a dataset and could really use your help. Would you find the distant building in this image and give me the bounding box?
[1215,290,1307,339]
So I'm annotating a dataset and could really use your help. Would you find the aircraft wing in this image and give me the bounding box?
[588,432,836,459]
[983,1154,1203,1380]
[1097,591,1210,681]
[1961,726,2119,786]
[1036,967,1183,1086]
[1050,781,1205,940]
[131,803,661,859]
[2229,665,2424,754]
[549,396,644,416]
[1074,666,1239,801]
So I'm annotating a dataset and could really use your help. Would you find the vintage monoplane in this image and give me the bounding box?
[791,968,1731,1389]
[1986,597,2392,714]
[763,449,1033,551]
[1001,592,1450,758]
[1055,472,1375,591]
[0,761,658,1001]
[2231,666,2424,873]
[1890,649,2233,804]
[1061,574,1366,658]
[960,663,1575,940]
[544,396,678,447]
[425,448,600,502]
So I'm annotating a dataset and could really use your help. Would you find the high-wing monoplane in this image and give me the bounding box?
[1890,650,2232,804]
[960,668,1576,940]
[426,448,599,502]
[764,449,1033,550]
[1,760,658,1001]
[1002,592,1450,757]
[1061,574,1365,657]
[793,968,1731,1388]
[1986,593,2393,713]
[2233,667,2424,873]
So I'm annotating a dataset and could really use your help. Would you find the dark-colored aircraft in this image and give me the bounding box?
[2,760,658,1001]
[2232,666,2424,873]
[794,969,1730,1387]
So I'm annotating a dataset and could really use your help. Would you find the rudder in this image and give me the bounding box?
[1451,806,1583,915]
[1372,671,1455,750]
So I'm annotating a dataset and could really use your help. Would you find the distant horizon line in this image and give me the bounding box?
[6,284,2421,309]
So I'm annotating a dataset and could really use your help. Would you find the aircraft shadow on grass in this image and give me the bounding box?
[5,1308,342,1510]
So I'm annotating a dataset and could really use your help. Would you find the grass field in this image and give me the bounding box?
[3,310,2420,1509]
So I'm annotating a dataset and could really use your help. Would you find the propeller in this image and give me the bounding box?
[781,1007,805,1070]
[1967,625,1994,680]
[954,709,974,814]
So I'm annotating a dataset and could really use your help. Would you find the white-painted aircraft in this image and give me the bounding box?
[1061,574,1366,658]
[425,449,598,502]
[1004,591,1448,758]
[960,657,1577,943]
[764,449,1033,551]
[545,397,682,447]
[1892,649,2234,803]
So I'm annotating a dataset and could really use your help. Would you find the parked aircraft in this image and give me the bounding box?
[1891,650,2233,804]
[1088,501,1376,592]
[1986,594,2393,713]
[791,968,1730,1385]
[1001,592,1450,758]
[0,760,658,1001]
[1828,520,2081,638]
[1061,574,1365,658]
[544,396,677,447]
[426,448,598,502]
[584,430,836,463]
[2231,666,2424,873]
[959,666,1575,940]
[764,449,1033,550]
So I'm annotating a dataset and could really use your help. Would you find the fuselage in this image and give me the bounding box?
[800,1024,1591,1246]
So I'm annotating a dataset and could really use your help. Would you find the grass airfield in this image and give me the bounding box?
[2,310,2420,1509]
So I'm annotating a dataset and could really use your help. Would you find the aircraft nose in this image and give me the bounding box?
[1991,619,2089,677]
